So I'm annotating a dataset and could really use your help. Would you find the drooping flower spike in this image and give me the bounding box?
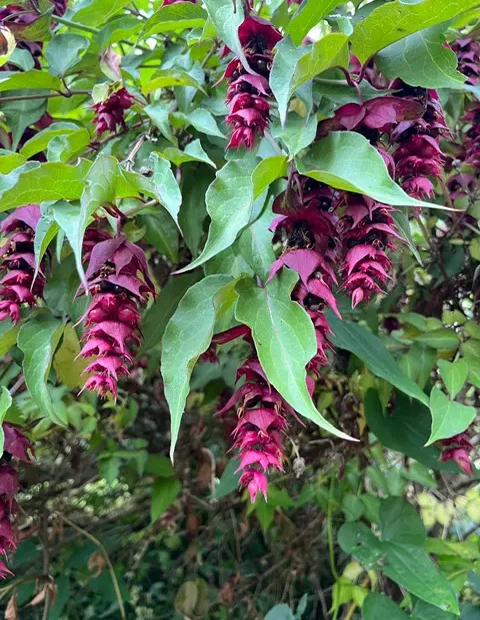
[78,231,155,399]
[205,326,293,503]
[338,195,403,308]
[268,176,341,373]
[390,83,450,200]
[222,17,281,150]
[0,205,45,324]
[0,424,33,579]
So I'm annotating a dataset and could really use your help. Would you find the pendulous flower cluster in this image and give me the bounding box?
[268,177,341,370]
[0,423,33,579]
[391,83,450,200]
[0,205,45,324]
[78,230,155,400]
[211,327,294,503]
[223,16,281,149]
[92,87,134,136]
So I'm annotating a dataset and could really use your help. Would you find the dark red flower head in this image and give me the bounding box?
[0,425,33,579]
[222,17,281,150]
[238,17,282,52]
[0,205,44,324]
[92,88,134,136]
[78,231,155,400]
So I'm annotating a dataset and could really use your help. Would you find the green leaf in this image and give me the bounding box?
[74,155,118,283]
[465,356,480,389]
[286,0,341,46]
[176,108,226,139]
[0,322,19,357]
[426,386,476,446]
[299,131,442,210]
[270,35,349,125]
[252,155,288,199]
[145,100,176,143]
[398,343,436,390]
[45,34,90,77]
[414,600,457,620]
[151,477,181,523]
[34,207,59,280]
[143,69,205,95]
[53,323,88,389]
[271,113,318,157]
[150,153,182,228]
[71,0,131,27]
[381,544,458,614]
[179,165,213,255]
[437,359,469,399]
[161,139,216,168]
[364,389,457,472]
[204,244,253,278]
[0,160,91,212]
[145,454,175,477]
[47,129,90,163]
[264,604,295,620]
[237,199,275,283]
[176,158,257,272]
[212,457,241,499]
[328,316,429,406]
[162,275,233,460]
[340,500,459,614]
[0,387,12,458]
[202,0,249,72]
[141,272,202,353]
[376,25,464,89]
[380,497,426,546]
[8,8,53,42]
[350,0,480,63]
[0,69,62,92]
[391,205,423,265]
[143,2,207,37]
[17,312,66,426]
[235,271,351,440]
[0,153,26,174]
[20,122,81,159]
[362,593,411,620]
[1,91,47,150]
[141,211,179,263]
[414,329,459,349]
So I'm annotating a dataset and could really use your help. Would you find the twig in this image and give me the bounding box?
[53,15,149,51]
[56,514,127,620]
[201,40,220,68]
[41,515,51,620]
[418,218,449,282]
[9,375,24,396]
[53,15,98,34]
[327,476,339,581]
[312,573,329,620]
[123,198,159,218]
[122,133,147,171]
[0,90,90,103]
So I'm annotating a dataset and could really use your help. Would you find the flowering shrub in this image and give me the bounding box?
[0,0,478,618]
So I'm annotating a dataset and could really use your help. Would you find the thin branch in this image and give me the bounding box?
[53,15,99,34]
[0,90,90,103]
[56,514,127,620]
